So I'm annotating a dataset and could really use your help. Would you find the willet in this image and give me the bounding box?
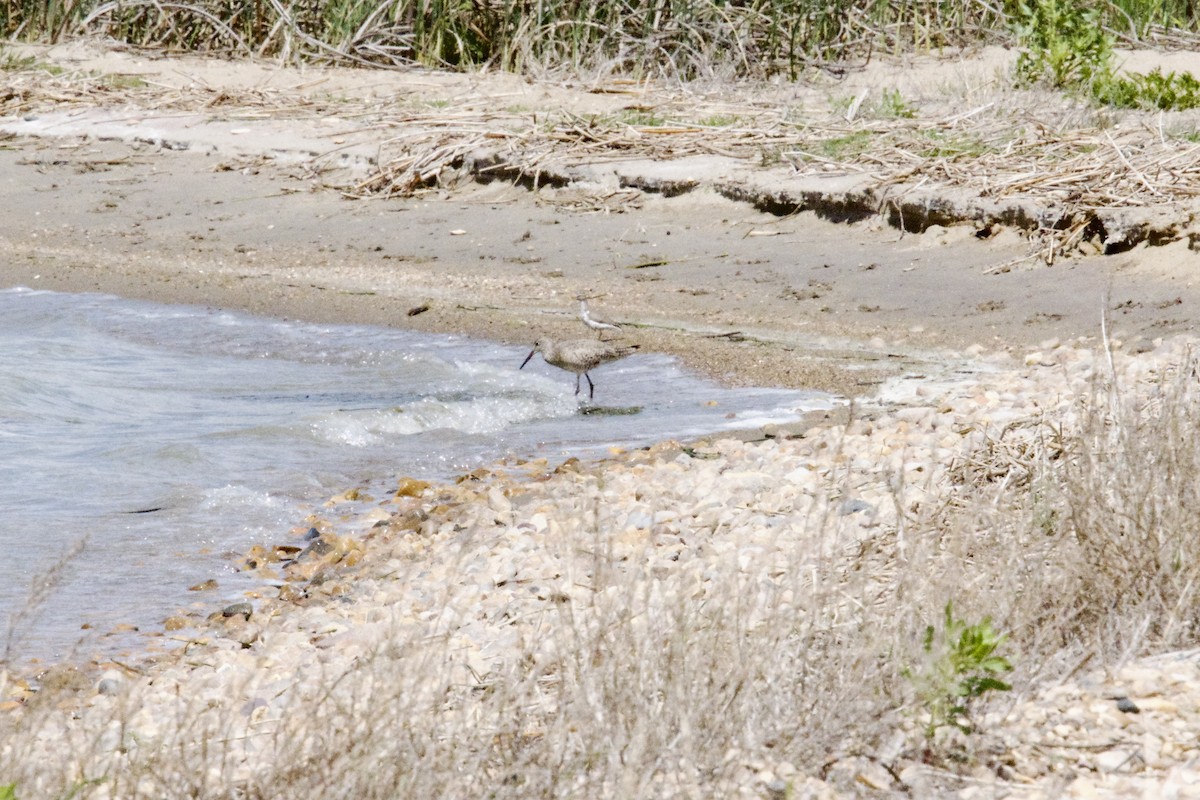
[520,338,640,400]
[577,294,622,338]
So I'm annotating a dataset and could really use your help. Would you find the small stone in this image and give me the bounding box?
[1094,749,1135,772]
[838,498,874,516]
[327,487,363,503]
[96,670,123,696]
[764,778,788,799]
[221,618,262,647]
[298,535,335,560]
[1115,695,1140,713]
[221,602,253,620]
[278,584,306,602]
[162,615,191,631]
[188,579,218,592]
[395,477,430,498]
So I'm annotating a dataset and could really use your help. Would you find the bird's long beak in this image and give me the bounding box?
[520,349,536,369]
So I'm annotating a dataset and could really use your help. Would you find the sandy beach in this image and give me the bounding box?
[3,41,1200,399]
[6,39,1200,798]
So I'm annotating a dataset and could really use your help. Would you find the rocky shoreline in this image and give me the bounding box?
[6,333,1200,798]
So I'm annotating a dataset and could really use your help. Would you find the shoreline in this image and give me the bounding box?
[10,328,1200,797]
[2,45,1198,399]
[0,282,847,674]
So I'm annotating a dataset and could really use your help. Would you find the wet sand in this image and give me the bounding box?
[3,42,1199,397]
[2,132,1197,401]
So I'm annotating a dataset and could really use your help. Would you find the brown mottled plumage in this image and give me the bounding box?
[520,338,639,400]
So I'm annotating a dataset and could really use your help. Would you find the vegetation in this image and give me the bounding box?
[905,602,1014,740]
[1097,66,1200,109]
[0,1,1138,78]
[1012,0,1200,110]
[0,0,1002,76]
[0,0,1195,88]
[1011,0,1116,90]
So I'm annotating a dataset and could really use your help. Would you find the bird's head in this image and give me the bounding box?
[520,339,544,370]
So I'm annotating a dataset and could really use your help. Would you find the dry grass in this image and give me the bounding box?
[4,341,1200,797]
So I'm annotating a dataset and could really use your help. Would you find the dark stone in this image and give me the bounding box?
[1115,696,1140,714]
[297,535,334,560]
[221,602,253,621]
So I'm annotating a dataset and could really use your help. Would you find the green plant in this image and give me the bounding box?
[0,784,14,800]
[699,114,741,127]
[1011,0,1115,90]
[914,130,992,159]
[1095,67,1200,110]
[905,602,1013,738]
[100,72,146,89]
[878,88,916,119]
[1012,0,1200,110]
[0,51,62,74]
[619,109,665,127]
[817,130,874,160]
[1170,127,1200,143]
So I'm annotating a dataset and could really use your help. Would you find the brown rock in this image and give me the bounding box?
[395,477,431,498]
[278,583,306,602]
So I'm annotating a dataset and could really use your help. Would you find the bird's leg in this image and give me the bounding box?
[574,374,581,395]
[585,372,595,400]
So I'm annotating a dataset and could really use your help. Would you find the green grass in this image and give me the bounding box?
[914,130,993,159]
[618,108,666,127]
[1168,127,1200,142]
[698,113,742,127]
[817,129,875,160]
[1013,0,1200,111]
[0,50,62,74]
[878,88,917,119]
[99,73,147,89]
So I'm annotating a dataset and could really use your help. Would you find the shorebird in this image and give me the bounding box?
[577,294,622,339]
[520,338,639,400]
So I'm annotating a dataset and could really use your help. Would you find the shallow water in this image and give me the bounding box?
[0,288,833,664]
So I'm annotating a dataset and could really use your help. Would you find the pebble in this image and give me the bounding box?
[95,671,123,696]
[221,602,253,620]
